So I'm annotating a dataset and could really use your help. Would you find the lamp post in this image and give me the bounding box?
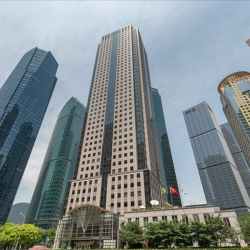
[107,204,114,249]
[14,213,25,250]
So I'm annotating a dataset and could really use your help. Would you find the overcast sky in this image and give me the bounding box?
[1,1,250,206]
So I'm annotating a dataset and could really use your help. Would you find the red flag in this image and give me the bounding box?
[170,186,179,196]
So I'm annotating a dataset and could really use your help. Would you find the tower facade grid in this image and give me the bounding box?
[66,25,165,215]
[26,97,86,229]
[218,72,250,168]
[0,47,58,224]
[183,101,250,216]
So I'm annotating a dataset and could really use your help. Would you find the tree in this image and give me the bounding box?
[0,222,46,250]
[238,212,250,242]
[48,228,57,246]
[190,216,238,247]
[190,220,216,247]
[144,221,192,248]
[205,215,238,246]
[120,222,143,248]
[173,222,192,247]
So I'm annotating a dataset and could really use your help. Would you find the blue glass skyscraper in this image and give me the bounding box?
[0,47,58,225]
[26,97,86,229]
[152,88,181,206]
[183,102,250,216]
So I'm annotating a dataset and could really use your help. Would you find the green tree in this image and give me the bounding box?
[238,212,250,242]
[173,222,192,247]
[48,228,57,246]
[144,221,177,247]
[205,215,238,246]
[0,222,46,250]
[190,220,216,247]
[120,222,143,248]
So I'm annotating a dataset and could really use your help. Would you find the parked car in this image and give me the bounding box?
[29,246,50,250]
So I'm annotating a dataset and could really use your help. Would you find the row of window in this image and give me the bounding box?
[128,215,231,227]
[72,179,98,187]
[111,190,141,199]
[111,182,141,189]
[111,173,140,181]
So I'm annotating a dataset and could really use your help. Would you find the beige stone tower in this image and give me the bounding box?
[218,71,250,169]
[65,25,165,215]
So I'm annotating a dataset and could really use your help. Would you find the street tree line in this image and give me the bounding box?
[120,216,241,248]
[0,222,56,250]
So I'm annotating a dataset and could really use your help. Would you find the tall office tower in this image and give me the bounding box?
[7,203,29,224]
[26,98,85,229]
[183,101,250,216]
[218,72,250,168]
[152,88,181,206]
[0,48,58,225]
[66,25,165,215]
[220,122,250,198]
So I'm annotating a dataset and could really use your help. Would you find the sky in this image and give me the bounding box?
[0,1,250,207]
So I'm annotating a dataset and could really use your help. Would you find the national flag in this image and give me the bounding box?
[160,187,168,194]
[170,186,179,196]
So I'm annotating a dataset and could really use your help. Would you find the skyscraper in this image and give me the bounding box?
[152,88,181,206]
[7,203,29,224]
[0,47,58,225]
[66,25,165,216]
[218,71,250,168]
[26,97,85,229]
[183,101,250,216]
[220,122,250,198]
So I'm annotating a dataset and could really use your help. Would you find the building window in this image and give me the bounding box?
[153,217,158,223]
[172,215,178,222]
[162,216,167,221]
[144,217,148,227]
[182,215,189,224]
[135,218,139,224]
[223,217,231,227]
[193,214,199,222]
[204,213,210,223]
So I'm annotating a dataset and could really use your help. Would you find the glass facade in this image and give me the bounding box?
[26,97,86,229]
[100,30,119,209]
[152,88,181,206]
[219,72,250,168]
[183,102,250,216]
[54,204,119,249]
[0,47,58,225]
[220,122,250,198]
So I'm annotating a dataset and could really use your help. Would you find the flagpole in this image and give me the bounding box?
[178,184,184,208]
[170,186,173,206]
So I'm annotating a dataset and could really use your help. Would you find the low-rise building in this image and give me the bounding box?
[54,204,245,249]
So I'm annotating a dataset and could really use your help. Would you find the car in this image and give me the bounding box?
[29,246,50,250]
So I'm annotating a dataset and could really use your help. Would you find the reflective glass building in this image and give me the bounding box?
[183,102,250,216]
[220,122,250,198]
[54,204,119,249]
[0,47,58,225]
[26,97,86,229]
[152,88,181,206]
[218,71,250,168]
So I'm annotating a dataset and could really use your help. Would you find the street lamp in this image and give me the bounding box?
[14,213,25,250]
[107,204,114,249]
